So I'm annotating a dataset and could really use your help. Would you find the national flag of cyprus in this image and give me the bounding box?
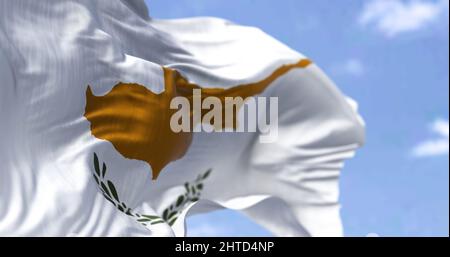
[0,0,364,237]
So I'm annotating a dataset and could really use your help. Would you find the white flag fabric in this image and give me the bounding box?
[0,0,364,236]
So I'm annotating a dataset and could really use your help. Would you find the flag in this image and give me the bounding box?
[0,0,364,236]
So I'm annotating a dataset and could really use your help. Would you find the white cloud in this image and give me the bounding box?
[359,0,449,37]
[187,222,231,237]
[343,59,365,76]
[331,58,365,77]
[412,119,449,157]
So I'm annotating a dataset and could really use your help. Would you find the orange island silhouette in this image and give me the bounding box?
[84,59,312,180]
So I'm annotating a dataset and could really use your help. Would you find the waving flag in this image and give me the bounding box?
[0,0,364,236]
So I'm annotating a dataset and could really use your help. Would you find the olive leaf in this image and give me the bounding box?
[107,180,120,202]
[141,215,161,220]
[100,182,111,198]
[176,195,185,207]
[168,216,178,226]
[102,162,107,178]
[162,209,169,221]
[168,211,177,220]
[93,153,100,177]
[103,193,115,206]
[93,174,99,185]
[203,169,212,179]
[137,218,152,222]
[151,220,165,225]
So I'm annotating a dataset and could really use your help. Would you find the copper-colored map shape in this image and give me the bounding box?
[84,59,312,179]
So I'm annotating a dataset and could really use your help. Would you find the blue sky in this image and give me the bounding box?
[146,0,449,237]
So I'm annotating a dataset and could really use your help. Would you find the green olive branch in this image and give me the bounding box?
[91,152,211,227]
